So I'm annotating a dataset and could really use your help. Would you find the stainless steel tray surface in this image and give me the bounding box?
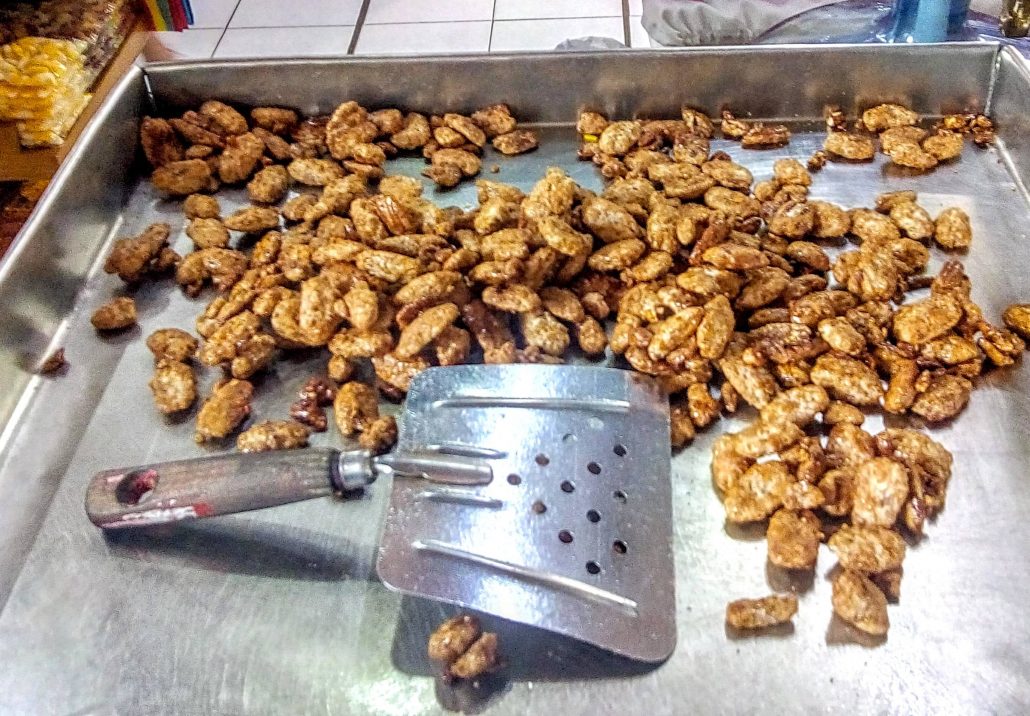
[1,45,1029,714]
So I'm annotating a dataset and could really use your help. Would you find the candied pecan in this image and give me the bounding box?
[724,461,793,522]
[251,107,298,134]
[395,303,460,359]
[333,381,379,438]
[807,150,828,171]
[237,421,310,453]
[152,159,213,196]
[359,415,398,455]
[149,360,196,414]
[886,141,938,171]
[140,117,184,167]
[290,396,327,432]
[247,165,290,204]
[104,223,172,283]
[819,468,855,517]
[726,595,798,630]
[147,328,198,362]
[759,385,829,427]
[195,379,253,442]
[218,132,265,184]
[696,295,734,359]
[720,356,778,409]
[471,104,519,139]
[828,524,906,573]
[852,457,909,527]
[91,297,137,331]
[373,352,430,393]
[832,569,889,636]
[934,207,972,250]
[741,123,790,148]
[922,130,964,161]
[911,374,972,422]
[892,294,963,345]
[767,509,822,570]
[862,103,918,132]
[492,129,538,155]
[823,132,874,161]
[1002,304,1030,341]
[288,158,345,186]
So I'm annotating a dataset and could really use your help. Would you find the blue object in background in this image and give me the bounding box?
[890,0,961,42]
[949,0,973,33]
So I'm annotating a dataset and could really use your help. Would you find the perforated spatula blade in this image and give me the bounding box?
[85,365,675,663]
[377,365,676,663]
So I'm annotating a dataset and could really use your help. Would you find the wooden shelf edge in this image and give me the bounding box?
[0,23,147,183]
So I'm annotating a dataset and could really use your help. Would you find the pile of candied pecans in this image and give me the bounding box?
[89,96,1030,640]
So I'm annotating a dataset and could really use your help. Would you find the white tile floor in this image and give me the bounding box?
[364,0,494,25]
[493,0,623,20]
[491,17,625,52]
[215,26,355,58]
[148,0,654,61]
[188,0,240,29]
[229,0,363,28]
[630,15,651,50]
[355,21,493,55]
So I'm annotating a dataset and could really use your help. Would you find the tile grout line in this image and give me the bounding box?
[488,0,498,51]
[217,24,362,30]
[348,0,373,55]
[622,0,631,46]
[235,20,500,28]
[210,0,243,58]
[347,15,623,26]
[492,15,624,22]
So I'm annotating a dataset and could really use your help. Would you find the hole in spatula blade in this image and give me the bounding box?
[613,444,627,457]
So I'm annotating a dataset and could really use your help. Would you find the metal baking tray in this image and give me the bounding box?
[1,44,1029,713]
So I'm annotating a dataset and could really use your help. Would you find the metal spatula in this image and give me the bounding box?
[85,365,676,663]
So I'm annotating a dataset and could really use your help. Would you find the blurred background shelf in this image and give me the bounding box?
[0,23,146,182]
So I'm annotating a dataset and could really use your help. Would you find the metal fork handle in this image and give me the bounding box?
[85,448,372,530]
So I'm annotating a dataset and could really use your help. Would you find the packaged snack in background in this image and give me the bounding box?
[0,0,137,148]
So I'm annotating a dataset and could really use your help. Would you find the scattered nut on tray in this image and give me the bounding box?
[817,103,994,173]
[94,96,1026,641]
[428,614,500,681]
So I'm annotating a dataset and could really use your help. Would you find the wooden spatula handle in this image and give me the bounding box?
[85,448,355,529]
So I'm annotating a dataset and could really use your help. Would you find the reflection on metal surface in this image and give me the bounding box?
[417,490,505,509]
[376,451,495,486]
[422,443,509,459]
[432,396,633,413]
[412,538,640,616]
